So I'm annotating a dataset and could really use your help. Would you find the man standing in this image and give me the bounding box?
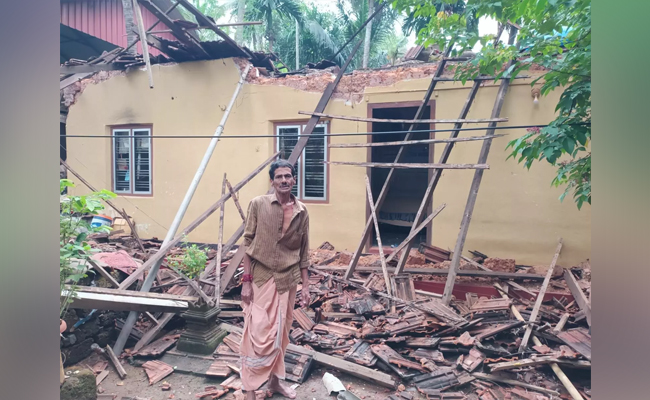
[239,160,310,400]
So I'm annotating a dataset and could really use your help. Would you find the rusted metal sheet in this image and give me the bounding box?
[134,333,179,357]
[142,360,173,385]
[294,308,316,331]
[344,340,378,367]
[556,328,591,360]
[60,0,177,56]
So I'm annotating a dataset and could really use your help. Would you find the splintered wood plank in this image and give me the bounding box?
[474,321,524,341]
[563,269,591,328]
[417,299,466,325]
[142,360,173,385]
[487,356,591,372]
[220,375,242,390]
[105,345,127,379]
[556,328,592,361]
[470,298,512,312]
[519,238,564,353]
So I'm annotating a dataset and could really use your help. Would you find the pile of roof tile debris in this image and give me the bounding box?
[80,230,591,400]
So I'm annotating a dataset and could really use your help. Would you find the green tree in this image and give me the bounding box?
[181,0,229,41]
[392,0,591,209]
[243,0,304,52]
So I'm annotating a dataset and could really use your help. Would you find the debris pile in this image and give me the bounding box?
[67,232,591,399]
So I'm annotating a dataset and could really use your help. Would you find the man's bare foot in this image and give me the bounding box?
[268,376,296,399]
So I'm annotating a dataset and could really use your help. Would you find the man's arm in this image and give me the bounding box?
[299,211,310,307]
[241,199,257,305]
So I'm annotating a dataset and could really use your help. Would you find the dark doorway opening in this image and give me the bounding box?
[369,104,433,248]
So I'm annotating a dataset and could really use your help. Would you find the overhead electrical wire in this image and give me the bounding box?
[61,123,589,139]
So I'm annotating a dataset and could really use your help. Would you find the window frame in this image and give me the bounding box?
[110,125,153,197]
[274,121,329,203]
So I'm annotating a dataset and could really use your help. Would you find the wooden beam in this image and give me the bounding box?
[175,0,251,58]
[116,152,279,291]
[314,265,547,280]
[329,134,506,148]
[519,238,563,353]
[219,322,397,388]
[364,176,392,298]
[441,30,519,305]
[384,203,446,263]
[298,111,508,125]
[563,269,591,328]
[343,44,455,280]
[147,21,263,34]
[219,245,246,294]
[133,0,154,88]
[215,174,227,305]
[225,179,246,221]
[393,80,483,275]
[553,313,571,334]
[68,285,198,302]
[326,161,489,169]
[105,345,127,378]
[487,356,591,372]
[472,373,560,396]
[60,64,125,74]
[63,289,191,313]
[494,283,584,400]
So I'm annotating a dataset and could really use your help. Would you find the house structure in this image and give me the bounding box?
[63,55,591,267]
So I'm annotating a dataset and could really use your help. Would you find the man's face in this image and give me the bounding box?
[271,167,295,196]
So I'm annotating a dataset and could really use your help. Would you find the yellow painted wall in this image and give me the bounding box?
[66,58,590,267]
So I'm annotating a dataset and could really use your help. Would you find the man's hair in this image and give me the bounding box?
[269,159,296,180]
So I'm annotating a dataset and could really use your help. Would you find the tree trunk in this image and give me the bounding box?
[295,18,300,70]
[122,0,138,55]
[362,0,374,68]
[236,0,245,44]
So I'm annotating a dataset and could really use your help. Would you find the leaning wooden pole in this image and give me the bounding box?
[215,173,227,307]
[394,80,482,275]
[364,176,392,298]
[133,0,154,88]
[343,43,455,280]
[495,283,584,400]
[113,64,252,355]
[519,238,563,352]
[441,28,518,305]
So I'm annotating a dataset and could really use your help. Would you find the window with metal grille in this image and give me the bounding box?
[112,127,152,195]
[276,123,328,201]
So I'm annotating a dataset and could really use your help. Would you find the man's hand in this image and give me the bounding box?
[241,281,253,305]
[300,287,310,308]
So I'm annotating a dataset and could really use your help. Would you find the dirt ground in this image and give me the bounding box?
[81,354,422,400]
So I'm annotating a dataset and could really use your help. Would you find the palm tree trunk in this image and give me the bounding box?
[122,0,137,55]
[362,0,374,68]
[295,18,300,70]
[236,0,245,44]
